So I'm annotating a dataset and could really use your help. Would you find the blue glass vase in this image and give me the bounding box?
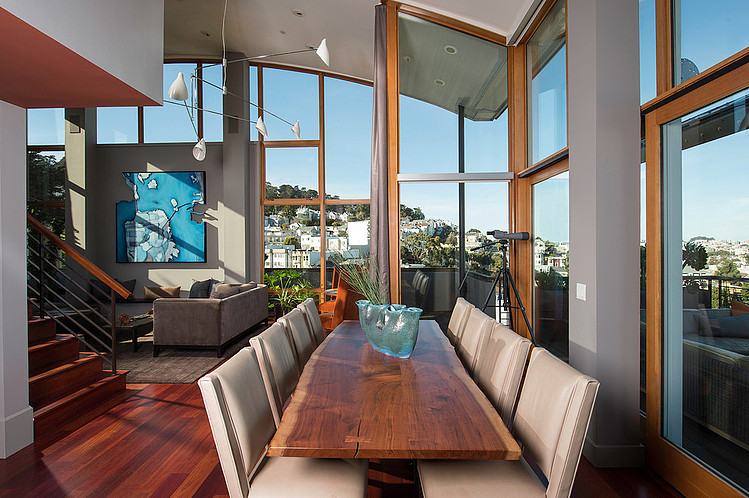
[356,300,423,358]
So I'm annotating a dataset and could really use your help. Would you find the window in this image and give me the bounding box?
[265,147,319,200]
[202,63,224,142]
[144,62,199,143]
[527,0,567,164]
[27,109,64,146]
[27,109,66,238]
[674,0,749,85]
[97,107,138,144]
[263,68,319,141]
[639,0,657,104]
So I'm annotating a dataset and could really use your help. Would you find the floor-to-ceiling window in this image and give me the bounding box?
[396,12,511,329]
[258,67,372,297]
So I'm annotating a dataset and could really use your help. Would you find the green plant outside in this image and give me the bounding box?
[265,269,315,312]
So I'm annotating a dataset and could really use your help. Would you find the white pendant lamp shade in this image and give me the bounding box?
[256,116,269,138]
[291,120,301,139]
[316,38,330,66]
[169,72,189,101]
[192,138,206,161]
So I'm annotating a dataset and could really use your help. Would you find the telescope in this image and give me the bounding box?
[487,230,530,241]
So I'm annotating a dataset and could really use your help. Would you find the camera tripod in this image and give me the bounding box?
[458,238,537,345]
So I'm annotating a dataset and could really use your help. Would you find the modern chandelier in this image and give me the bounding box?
[165,0,330,161]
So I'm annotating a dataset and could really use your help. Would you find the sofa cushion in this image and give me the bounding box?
[211,283,241,299]
[697,313,749,338]
[239,281,257,292]
[731,299,749,316]
[144,285,181,299]
[189,278,215,298]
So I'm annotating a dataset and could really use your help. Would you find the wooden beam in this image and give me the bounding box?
[386,1,401,303]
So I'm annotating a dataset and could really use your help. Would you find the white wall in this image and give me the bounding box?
[567,0,644,467]
[0,101,33,458]
[0,0,163,103]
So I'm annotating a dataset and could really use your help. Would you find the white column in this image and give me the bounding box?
[0,101,34,458]
[567,0,644,466]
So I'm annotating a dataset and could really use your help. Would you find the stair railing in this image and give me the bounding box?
[27,214,132,373]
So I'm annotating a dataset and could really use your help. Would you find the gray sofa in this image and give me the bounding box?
[153,283,268,357]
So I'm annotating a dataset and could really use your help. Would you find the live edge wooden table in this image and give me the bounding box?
[268,320,521,460]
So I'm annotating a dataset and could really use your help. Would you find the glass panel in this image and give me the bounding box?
[675,0,749,85]
[400,183,459,329]
[250,65,259,142]
[27,108,64,146]
[27,150,66,237]
[532,171,569,361]
[463,182,509,320]
[661,87,749,493]
[265,147,319,200]
[324,77,372,199]
[639,0,657,104]
[527,0,567,164]
[263,204,321,288]
[641,157,647,414]
[202,63,223,142]
[398,12,508,174]
[97,107,138,144]
[145,63,199,143]
[465,110,508,172]
[262,68,319,141]
[325,204,371,285]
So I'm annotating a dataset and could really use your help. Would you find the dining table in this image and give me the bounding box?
[267,319,522,460]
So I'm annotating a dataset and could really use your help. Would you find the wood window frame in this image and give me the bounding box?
[644,58,749,498]
[257,65,373,295]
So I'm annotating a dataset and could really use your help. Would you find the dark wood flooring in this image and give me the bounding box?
[0,384,680,497]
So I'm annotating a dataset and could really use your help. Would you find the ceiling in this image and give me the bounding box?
[164,0,537,82]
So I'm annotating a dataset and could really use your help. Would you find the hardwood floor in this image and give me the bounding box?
[0,383,680,497]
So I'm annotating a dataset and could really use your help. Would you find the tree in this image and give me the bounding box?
[281,205,297,221]
[283,236,301,249]
[543,241,556,259]
[682,241,707,271]
[27,151,66,237]
[716,259,741,279]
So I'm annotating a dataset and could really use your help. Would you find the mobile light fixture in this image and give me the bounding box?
[166,0,329,161]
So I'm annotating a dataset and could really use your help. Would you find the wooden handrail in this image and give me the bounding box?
[27,214,132,299]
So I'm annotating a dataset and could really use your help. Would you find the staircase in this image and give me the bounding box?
[28,317,129,438]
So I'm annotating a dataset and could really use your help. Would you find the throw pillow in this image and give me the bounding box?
[210,283,241,299]
[731,299,749,316]
[189,278,214,298]
[707,313,749,339]
[239,281,257,292]
[144,286,181,300]
[210,280,224,296]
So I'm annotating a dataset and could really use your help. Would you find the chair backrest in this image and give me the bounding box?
[329,277,364,331]
[474,322,532,425]
[456,307,494,376]
[198,347,275,498]
[298,297,325,346]
[249,323,299,427]
[512,348,600,498]
[277,308,316,372]
[447,297,473,347]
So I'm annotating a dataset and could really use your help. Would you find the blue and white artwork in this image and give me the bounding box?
[116,171,206,263]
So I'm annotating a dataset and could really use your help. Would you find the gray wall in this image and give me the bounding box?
[92,143,229,296]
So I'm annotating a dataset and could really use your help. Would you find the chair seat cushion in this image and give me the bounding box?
[251,457,367,497]
[417,458,545,498]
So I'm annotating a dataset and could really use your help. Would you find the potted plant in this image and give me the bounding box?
[265,269,315,319]
[339,261,422,358]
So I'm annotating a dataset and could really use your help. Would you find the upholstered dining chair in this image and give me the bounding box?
[277,308,316,373]
[297,297,325,346]
[417,348,600,498]
[249,323,299,427]
[456,307,495,377]
[447,297,474,347]
[198,347,368,498]
[474,322,532,425]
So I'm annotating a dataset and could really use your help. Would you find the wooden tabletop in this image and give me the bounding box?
[267,320,521,460]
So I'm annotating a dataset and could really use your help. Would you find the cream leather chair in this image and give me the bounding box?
[249,323,299,427]
[277,308,316,372]
[297,298,325,346]
[417,348,600,498]
[474,322,532,425]
[447,297,473,347]
[456,307,495,377]
[198,347,368,498]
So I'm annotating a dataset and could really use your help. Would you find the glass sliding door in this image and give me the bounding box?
[661,88,749,493]
[532,170,569,361]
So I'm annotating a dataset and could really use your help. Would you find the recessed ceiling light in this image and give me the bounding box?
[200,30,213,38]
[435,79,445,86]
[280,30,287,35]
[402,55,411,62]
[444,45,457,55]
[292,8,304,17]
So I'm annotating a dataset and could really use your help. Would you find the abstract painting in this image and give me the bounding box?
[116,171,206,263]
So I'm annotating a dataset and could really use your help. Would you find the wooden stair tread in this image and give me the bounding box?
[27,334,77,353]
[28,334,80,376]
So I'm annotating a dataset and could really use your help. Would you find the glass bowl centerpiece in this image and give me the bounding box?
[339,262,422,358]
